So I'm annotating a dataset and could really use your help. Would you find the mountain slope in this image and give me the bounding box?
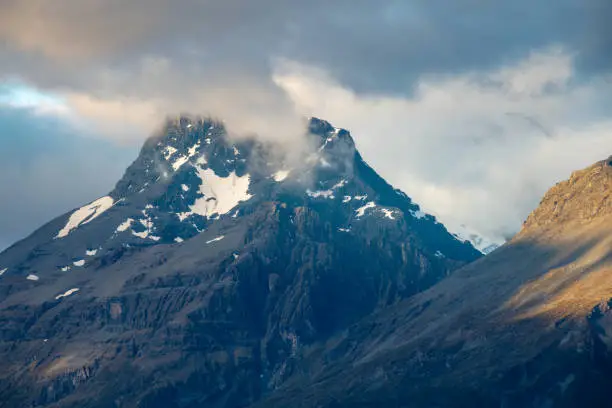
[0,117,480,407]
[257,156,612,408]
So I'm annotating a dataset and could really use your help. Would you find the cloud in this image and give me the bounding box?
[1,1,609,134]
[62,93,163,144]
[272,47,612,241]
[1,0,612,246]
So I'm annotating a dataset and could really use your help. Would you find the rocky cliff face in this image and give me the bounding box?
[0,117,480,407]
[258,156,612,408]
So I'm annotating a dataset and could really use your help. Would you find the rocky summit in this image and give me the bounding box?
[0,117,480,407]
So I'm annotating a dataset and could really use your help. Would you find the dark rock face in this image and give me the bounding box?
[0,117,479,407]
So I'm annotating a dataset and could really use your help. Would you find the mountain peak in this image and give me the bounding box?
[0,114,485,408]
[112,116,249,198]
[0,114,481,264]
[308,116,355,147]
[144,116,220,147]
[521,155,612,233]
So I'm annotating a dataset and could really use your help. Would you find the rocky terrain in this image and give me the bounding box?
[0,117,480,407]
[256,156,612,407]
[3,115,608,408]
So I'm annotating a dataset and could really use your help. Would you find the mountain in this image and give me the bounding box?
[447,223,501,254]
[0,116,480,407]
[257,156,612,407]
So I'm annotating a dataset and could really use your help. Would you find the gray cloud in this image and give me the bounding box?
[1,1,609,148]
[1,1,609,131]
[1,1,609,91]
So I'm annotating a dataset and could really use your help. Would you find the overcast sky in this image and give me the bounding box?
[1,0,612,249]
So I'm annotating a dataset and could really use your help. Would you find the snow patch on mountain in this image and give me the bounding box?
[331,179,347,189]
[206,235,225,244]
[56,196,115,238]
[132,230,149,239]
[172,155,190,171]
[163,146,177,160]
[356,202,377,218]
[188,142,201,158]
[132,209,157,240]
[381,209,396,220]
[178,167,252,220]
[307,189,335,199]
[163,137,204,172]
[307,179,348,200]
[55,288,79,300]
[116,218,134,232]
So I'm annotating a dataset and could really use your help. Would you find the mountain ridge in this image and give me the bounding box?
[0,116,481,407]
